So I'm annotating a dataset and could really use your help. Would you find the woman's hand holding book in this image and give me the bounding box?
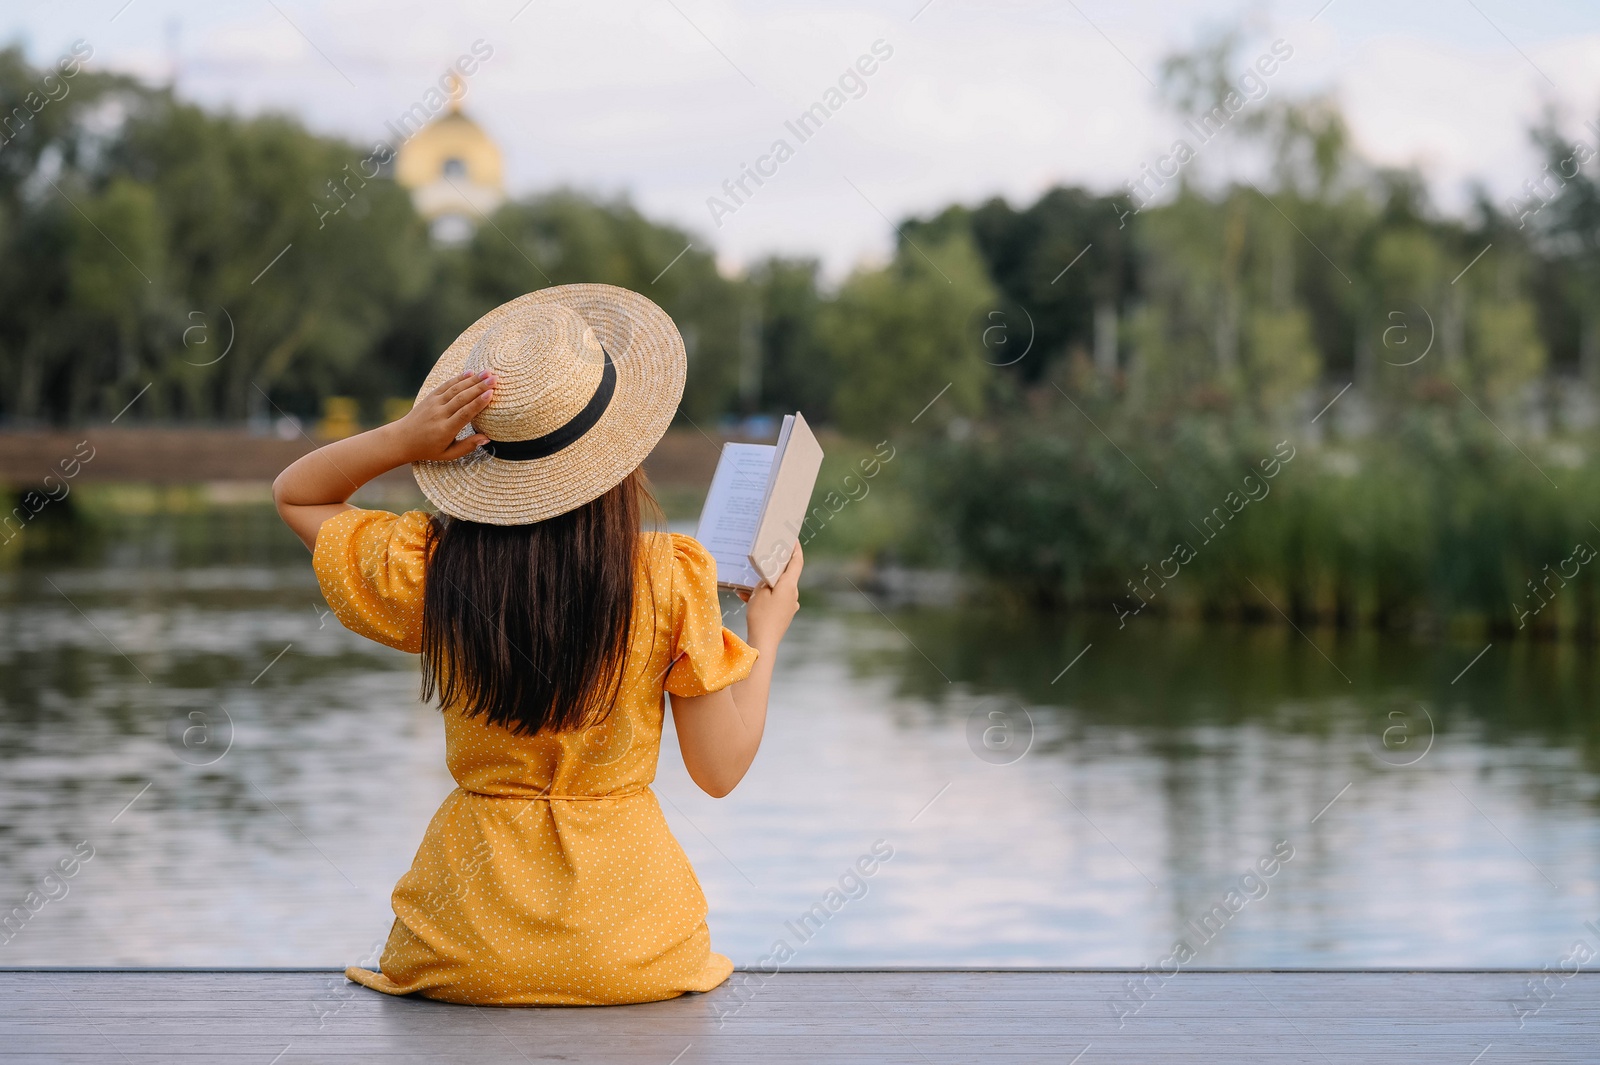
[739,543,803,649]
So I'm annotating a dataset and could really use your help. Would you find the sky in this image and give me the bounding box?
[5,1,1600,277]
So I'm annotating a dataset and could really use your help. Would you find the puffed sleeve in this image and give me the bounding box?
[663,534,758,697]
[312,508,433,653]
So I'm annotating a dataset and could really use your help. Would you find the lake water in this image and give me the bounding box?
[2,500,1598,968]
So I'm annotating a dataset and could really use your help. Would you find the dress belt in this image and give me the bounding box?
[459,784,649,802]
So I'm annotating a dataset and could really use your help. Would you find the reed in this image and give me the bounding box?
[911,410,1600,637]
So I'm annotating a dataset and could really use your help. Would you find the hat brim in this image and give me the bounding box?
[411,283,685,525]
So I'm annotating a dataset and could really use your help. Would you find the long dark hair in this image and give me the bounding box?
[420,469,661,736]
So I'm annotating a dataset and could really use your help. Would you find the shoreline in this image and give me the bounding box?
[0,426,735,492]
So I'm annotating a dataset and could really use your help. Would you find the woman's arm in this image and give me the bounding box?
[669,545,802,798]
[272,371,496,550]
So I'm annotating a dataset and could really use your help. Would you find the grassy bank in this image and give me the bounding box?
[903,411,1600,639]
[12,417,1598,644]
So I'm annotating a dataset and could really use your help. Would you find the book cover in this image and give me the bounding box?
[693,413,824,590]
[747,413,823,585]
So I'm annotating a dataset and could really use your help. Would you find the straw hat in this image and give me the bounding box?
[411,283,685,525]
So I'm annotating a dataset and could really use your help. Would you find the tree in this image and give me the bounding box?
[747,257,831,419]
[823,232,997,436]
[113,100,430,421]
[905,189,1136,387]
[452,190,744,420]
[0,42,433,425]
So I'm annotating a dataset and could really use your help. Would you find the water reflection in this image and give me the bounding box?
[0,502,1596,967]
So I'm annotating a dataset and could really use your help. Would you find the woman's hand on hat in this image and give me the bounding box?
[392,371,496,463]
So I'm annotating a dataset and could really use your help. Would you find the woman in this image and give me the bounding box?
[272,284,802,1005]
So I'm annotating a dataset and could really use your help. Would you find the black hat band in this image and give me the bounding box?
[479,347,617,462]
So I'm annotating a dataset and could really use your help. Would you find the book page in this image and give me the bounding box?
[756,414,795,517]
[694,442,776,589]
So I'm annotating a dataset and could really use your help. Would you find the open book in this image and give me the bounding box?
[694,413,825,590]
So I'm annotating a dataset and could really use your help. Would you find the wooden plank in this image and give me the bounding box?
[0,970,1593,1064]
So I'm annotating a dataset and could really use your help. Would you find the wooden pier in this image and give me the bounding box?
[2,969,1595,1063]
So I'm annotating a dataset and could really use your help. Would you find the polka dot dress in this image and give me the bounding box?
[311,509,756,1006]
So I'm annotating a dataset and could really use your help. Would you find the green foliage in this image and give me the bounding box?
[822,232,996,436]
[915,406,1600,635]
[904,187,1137,385]
[7,36,1600,639]
[1465,296,1546,402]
[0,46,756,426]
[746,257,831,418]
[1243,306,1320,412]
[433,190,744,419]
[0,54,433,423]
[1,33,1595,453]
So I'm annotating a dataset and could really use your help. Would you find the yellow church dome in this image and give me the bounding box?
[394,94,505,243]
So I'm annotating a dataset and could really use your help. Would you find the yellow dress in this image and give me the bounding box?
[311,508,757,1006]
